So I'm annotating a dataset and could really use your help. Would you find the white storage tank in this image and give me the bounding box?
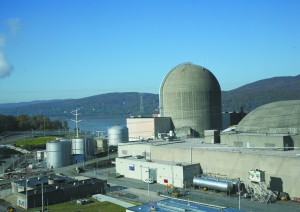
[46,139,71,169]
[72,137,95,159]
[108,126,129,146]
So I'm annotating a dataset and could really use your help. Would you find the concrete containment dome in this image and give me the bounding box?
[236,100,300,134]
[160,62,222,137]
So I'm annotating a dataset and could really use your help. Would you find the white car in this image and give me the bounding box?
[143,178,156,184]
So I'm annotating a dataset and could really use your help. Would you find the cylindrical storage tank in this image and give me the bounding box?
[193,176,233,192]
[95,137,108,152]
[84,137,96,158]
[160,63,222,137]
[72,137,96,158]
[46,140,71,169]
[108,126,129,146]
[72,138,84,155]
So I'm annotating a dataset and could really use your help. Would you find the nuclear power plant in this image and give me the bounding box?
[115,62,300,203]
[4,62,299,211]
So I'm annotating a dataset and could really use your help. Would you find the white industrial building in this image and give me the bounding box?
[116,157,200,188]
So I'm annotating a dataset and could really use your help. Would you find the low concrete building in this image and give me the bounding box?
[118,139,300,201]
[204,130,220,144]
[116,157,201,188]
[12,175,107,209]
[126,117,173,140]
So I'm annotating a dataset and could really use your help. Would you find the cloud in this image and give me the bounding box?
[0,52,13,79]
[5,18,21,36]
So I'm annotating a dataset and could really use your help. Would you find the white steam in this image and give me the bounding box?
[0,17,20,79]
[0,52,13,79]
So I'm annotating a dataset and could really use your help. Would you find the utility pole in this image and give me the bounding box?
[26,179,28,210]
[41,183,44,212]
[238,178,241,210]
[71,108,82,137]
[147,167,150,203]
[139,93,144,114]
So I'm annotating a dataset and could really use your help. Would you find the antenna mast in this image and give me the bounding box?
[71,108,82,137]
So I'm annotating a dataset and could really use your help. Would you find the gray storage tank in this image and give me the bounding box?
[160,62,222,137]
[108,126,128,146]
[72,137,95,159]
[193,176,238,193]
[46,139,71,169]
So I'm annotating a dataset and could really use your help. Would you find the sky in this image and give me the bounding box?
[0,0,299,103]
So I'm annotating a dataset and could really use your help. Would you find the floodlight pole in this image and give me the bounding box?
[26,179,28,210]
[41,183,44,212]
[148,167,150,203]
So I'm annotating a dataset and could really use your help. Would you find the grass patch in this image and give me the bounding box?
[15,136,60,147]
[28,199,126,212]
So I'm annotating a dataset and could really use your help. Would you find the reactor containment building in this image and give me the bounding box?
[159,62,222,138]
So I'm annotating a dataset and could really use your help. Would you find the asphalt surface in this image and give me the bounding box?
[81,168,300,212]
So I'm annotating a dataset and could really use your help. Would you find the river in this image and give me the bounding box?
[66,117,127,136]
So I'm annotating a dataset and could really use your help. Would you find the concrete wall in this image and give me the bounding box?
[127,117,173,140]
[115,158,200,188]
[221,133,288,149]
[127,118,155,139]
[119,143,300,200]
[118,143,151,158]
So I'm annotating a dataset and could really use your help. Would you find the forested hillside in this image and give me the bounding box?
[0,92,159,118]
[222,75,300,111]
[0,75,299,117]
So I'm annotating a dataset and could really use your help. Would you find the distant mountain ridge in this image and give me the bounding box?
[0,92,159,118]
[221,75,300,112]
[0,75,299,117]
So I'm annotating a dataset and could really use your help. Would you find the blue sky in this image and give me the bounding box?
[0,0,299,103]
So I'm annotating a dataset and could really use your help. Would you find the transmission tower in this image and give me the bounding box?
[139,93,144,114]
[71,108,82,137]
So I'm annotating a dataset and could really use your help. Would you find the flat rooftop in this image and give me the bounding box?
[119,156,199,167]
[119,138,300,158]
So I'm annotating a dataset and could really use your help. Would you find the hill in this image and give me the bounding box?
[0,75,299,117]
[222,75,300,111]
[0,92,159,118]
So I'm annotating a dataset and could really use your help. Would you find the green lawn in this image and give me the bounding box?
[15,136,59,147]
[29,199,126,212]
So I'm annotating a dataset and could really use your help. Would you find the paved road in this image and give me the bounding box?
[81,168,300,212]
